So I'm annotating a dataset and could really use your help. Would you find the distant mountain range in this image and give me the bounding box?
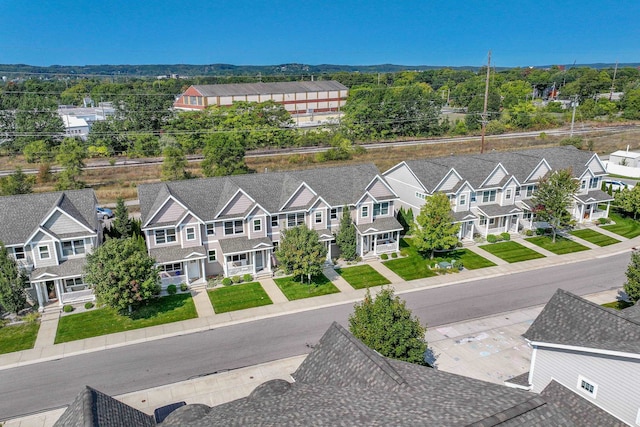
[1,62,638,78]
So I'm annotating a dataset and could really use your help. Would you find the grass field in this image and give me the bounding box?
[274,274,339,300]
[208,282,273,313]
[525,236,590,255]
[383,239,438,281]
[602,213,640,238]
[480,241,546,263]
[0,322,40,355]
[336,265,391,289]
[444,249,497,270]
[601,300,634,310]
[570,229,620,247]
[55,294,197,344]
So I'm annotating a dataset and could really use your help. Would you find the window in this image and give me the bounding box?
[482,190,497,203]
[13,247,25,260]
[186,227,196,241]
[62,240,85,257]
[479,216,487,226]
[471,192,477,202]
[208,250,217,262]
[159,263,181,273]
[230,253,248,264]
[415,192,427,200]
[489,218,496,225]
[526,186,536,197]
[206,224,215,236]
[155,229,176,244]
[581,180,587,190]
[330,208,338,220]
[253,219,262,232]
[315,211,323,224]
[515,187,521,196]
[287,213,305,227]
[361,206,369,218]
[38,245,50,260]
[589,177,599,189]
[373,202,389,217]
[459,194,467,206]
[577,376,597,397]
[64,277,84,290]
[224,220,243,235]
[271,216,279,228]
[505,189,512,200]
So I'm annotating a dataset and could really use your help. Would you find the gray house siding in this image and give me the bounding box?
[485,166,506,186]
[437,171,460,192]
[383,166,425,211]
[530,346,640,425]
[45,211,84,235]
[219,192,253,216]
[367,179,394,199]
[149,199,185,225]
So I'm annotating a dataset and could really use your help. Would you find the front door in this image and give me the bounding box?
[255,251,264,271]
[45,281,57,302]
[187,260,200,281]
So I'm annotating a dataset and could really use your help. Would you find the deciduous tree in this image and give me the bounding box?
[0,167,34,196]
[615,186,640,219]
[161,144,189,181]
[55,138,86,190]
[412,192,459,259]
[349,287,429,366]
[201,132,248,177]
[275,225,327,284]
[531,169,579,242]
[84,237,159,314]
[0,242,28,315]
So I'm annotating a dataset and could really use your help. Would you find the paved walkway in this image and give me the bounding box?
[322,267,358,293]
[595,225,629,240]
[258,277,289,304]
[368,259,405,284]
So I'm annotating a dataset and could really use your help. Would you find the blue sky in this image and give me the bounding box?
[1,0,638,67]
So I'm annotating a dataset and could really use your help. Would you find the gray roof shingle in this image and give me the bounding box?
[523,289,640,354]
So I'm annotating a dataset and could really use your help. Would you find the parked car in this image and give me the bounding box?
[602,179,634,192]
[96,207,114,219]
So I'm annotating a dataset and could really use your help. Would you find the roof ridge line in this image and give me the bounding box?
[558,288,640,327]
[465,395,548,427]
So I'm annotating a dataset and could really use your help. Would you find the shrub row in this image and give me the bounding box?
[486,232,511,243]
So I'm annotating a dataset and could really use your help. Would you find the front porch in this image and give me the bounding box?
[355,216,404,258]
[29,258,94,310]
[219,236,273,278]
[573,190,613,224]
[473,205,522,238]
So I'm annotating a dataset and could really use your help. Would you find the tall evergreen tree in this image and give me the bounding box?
[335,206,357,261]
[625,250,640,303]
[112,197,132,239]
[0,242,28,315]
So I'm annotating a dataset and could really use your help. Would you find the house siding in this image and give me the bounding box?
[150,200,186,225]
[181,220,201,249]
[383,166,425,210]
[529,162,550,181]
[437,171,460,192]
[530,346,640,425]
[220,192,253,216]
[485,167,506,186]
[285,186,315,209]
[45,211,84,235]
[367,179,394,199]
[588,156,606,174]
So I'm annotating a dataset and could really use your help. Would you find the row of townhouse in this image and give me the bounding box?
[383,146,614,239]
[0,146,614,309]
[136,164,404,289]
[0,189,101,309]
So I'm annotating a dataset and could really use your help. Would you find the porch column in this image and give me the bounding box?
[485,222,489,237]
[605,201,610,218]
[470,222,475,238]
[184,262,190,283]
[55,280,64,307]
[326,242,331,261]
[373,235,378,255]
[252,252,257,275]
[394,232,399,252]
[200,260,206,282]
[266,249,272,272]
[34,282,44,311]
[223,257,229,277]
[579,204,585,224]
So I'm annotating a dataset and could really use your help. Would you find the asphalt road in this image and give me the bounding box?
[0,253,628,420]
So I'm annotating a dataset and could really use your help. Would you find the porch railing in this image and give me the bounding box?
[375,242,396,253]
[228,264,254,276]
[60,289,95,304]
[160,274,187,287]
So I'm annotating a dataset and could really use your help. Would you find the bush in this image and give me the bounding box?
[23,311,40,323]
[63,305,74,313]
[84,302,94,310]
[154,284,162,295]
[525,229,534,236]
[486,234,498,243]
[231,275,242,284]
[167,284,177,295]
[243,274,253,282]
[180,283,189,292]
[380,253,389,260]
[559,136,583,148]
[500,232,511,241]
[391,252,398,258]
[222,277,233,286]
[536,227,547,236]
[597,217,611,225]
[400,250,409,257]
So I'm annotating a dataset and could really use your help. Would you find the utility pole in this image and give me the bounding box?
[570,94,578,137]
[609,61,618,101]
[480,50,491,154]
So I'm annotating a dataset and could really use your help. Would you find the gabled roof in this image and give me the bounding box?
[189,80,347,98]
[53,385,155,427]
[139,164,392,226]
[523,289,640,355]
[0,189,98,246]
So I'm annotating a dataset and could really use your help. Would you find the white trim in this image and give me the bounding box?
[279,182,317,211]
[577,374,598,398]
[25,226,59,247]
[41,206,95,235]
[207,249,217,263]
[432,168,463,193]
[243,202,271,220]
[185,226,197,241]
[479,163,508,188]
[528,346,537,388]
[524,159,552,183]
[355,190,380,206]
[530,341,640,360]
[215,189,256,219]
[38,244,51,260]
[144,195,202,228]
[364,175,398,198]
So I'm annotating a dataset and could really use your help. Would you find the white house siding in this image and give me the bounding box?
[530,346,640,425]
[485,166,507,186]
[45,211,83,234]
[149,199,186,225]
[529,162,551,181]
[367,179,395,199]
[437,171,460,192]
[383,166,425,211]
[587,156,606,174]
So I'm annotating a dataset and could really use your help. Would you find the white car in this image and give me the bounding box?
[602,179,634,191]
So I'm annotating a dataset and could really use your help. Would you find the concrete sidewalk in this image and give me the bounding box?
[1,226,636,375]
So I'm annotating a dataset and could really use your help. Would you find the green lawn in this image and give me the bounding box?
[55,294,197,344]
[336,265,391,289]
[480,241,546,263]
[525,236,590,255]
[602,212,640,238]
[0,322,40,355]
[602,300,634,310]
[274,273,339,300]
[208,282,273,313]
[570,229,620,247]
[384,239,496,280]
